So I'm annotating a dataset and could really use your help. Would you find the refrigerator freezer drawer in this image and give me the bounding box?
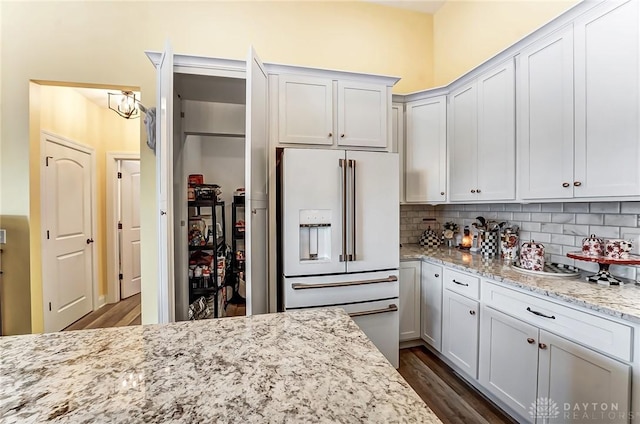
[346,299,399,368]
[283,270,399,309]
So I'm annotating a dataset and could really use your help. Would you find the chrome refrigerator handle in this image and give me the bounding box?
[339,158,348,262]
[349,159,356,261]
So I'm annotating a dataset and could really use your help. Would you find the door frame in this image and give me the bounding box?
[40,131,98,328]
[106,152,140,304]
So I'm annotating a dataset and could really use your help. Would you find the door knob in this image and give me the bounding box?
[562,182,570,188]
[328,133,333,138]
[527,338,535,344]
[574,181,582,187]
[476,189,481,193]
[440,192,445,196]
[539,343,547,350]
[86,238,94,244]
[469,310,476,315]
[434,274,439,278]
[470,189,476,193]
[340,134,345,138]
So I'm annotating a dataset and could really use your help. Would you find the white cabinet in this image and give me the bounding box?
[442,288,480,378]
[448,60,515,202]
[480,306,631,424]
[405,96,447,203]
[573,0,640,198]
[420,261,443,351]
[275,74,391,149]
[519,0,640,200]
[399,261,421,342]
[393,103,405,203]
[277,75,333,145]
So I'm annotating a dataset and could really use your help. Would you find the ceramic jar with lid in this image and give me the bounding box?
[605,239,633,259]
[419,227,441,248]
[582,234,604,256]
[520,240,545,271]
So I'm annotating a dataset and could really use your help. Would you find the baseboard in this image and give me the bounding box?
[400,339,425,349]
[97,295,107,309]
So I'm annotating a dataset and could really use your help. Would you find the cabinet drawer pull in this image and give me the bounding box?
[349,304,398,318]
[469,310,476,315]
[526,307,556,320]
[291,275,398,290]
[527,338,535,344]
[539,343,547,350]
[452,279,469,287]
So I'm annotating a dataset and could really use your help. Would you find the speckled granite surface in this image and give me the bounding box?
[0,309,440,424]
[402,244,640,325]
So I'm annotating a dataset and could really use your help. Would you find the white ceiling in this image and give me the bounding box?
[366,0,446,14]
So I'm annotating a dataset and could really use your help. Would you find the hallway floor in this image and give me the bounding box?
[63,293,141,331]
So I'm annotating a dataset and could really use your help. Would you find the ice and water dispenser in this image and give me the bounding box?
[299,210,332,262]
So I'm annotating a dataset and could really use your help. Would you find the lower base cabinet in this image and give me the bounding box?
[420,262,443,351]
[480,306,631,424]
[399,261,421,341]
[442,289,479,379]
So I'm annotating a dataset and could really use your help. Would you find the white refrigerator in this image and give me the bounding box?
[281,148,400,367]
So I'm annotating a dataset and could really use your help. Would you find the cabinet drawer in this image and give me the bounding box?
[443,268,480,300]
[483,281,633,361]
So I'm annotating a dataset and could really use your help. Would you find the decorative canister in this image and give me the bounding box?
[500,231,519,262]
[520,240,545,271]
[188,174,204,186]
[480,230,499,257]
[604,239,633,259]
[582,234,604,256]
[419,227,441,248]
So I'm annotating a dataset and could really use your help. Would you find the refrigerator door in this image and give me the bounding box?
[283,148,347,276]
[345,151,399,273]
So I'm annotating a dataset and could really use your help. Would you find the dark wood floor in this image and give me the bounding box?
[63,293,141,331]
[398,346,518,424]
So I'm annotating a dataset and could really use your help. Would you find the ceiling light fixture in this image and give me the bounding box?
[108,90,140,119]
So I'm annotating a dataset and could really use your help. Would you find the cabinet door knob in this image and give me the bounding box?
[476,189,481,193]
[470,189,476,193]
[527,338,535,344]
[562,182,570,188]
[340,134,345,138]
[539,343,547,350]
[328,132,333,138]
[574,181,582,187]
[440,192,445,196]
[469,310,476,315]
[434,274,439,278]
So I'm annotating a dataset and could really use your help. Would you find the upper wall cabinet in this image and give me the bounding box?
[274,73,393,150]
[405,96,447,203]
[519,0,640,200]
[448,60,516,202]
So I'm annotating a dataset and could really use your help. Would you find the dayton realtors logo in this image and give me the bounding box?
[529,397,634,422]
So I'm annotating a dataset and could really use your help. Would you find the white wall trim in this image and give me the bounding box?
[97,295,107,309]
[106,152,140,304]
[40,131,98,332]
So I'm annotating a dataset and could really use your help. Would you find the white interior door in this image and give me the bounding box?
[346,150,399,273]
[157,40,175,323]
[42,135,94,332]
[120,160,141,299]
[245,47,269,315]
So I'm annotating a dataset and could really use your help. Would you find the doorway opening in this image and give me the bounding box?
[30,81,141,332]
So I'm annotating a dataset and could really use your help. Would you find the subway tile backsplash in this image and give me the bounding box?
[400,202,640,281]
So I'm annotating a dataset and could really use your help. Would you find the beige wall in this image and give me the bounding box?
[0,1,433,330]
[433,0,579,86]
[24,83,139,334]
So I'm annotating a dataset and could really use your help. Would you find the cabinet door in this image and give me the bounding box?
[477,60,515,201]
[420,262,443,351]
[537,330,631,424]
[399,261,421,342]
[479,307,539,423]
[406,97,447,203]
[574,0,640,197]
[337,81,388,148]
[393,103,405,203]
[448,84,478,201]
[517,25,575,200]
[278,75,333,145]
[442,289,479,378]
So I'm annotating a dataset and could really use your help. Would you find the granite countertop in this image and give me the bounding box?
[401,244,640,325]
[0,309,440,424]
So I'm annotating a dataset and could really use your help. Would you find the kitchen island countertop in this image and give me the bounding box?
[0,308,440,423]
[401,244,640,325]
